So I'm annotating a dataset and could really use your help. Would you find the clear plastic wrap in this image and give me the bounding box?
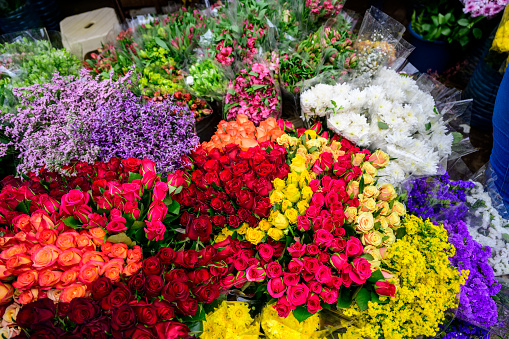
[183,53,230,102]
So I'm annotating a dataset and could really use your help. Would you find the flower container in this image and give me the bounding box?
[0,0,41,33]
[407,22,452,73]
[196,101,222,143]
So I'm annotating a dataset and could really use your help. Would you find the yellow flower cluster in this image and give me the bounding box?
[260,304,324,339]
[491,6,509,68]
[201,301,260,339]
[342,215,468,339]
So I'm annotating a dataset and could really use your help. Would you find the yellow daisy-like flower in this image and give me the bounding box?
[227,302,253,328]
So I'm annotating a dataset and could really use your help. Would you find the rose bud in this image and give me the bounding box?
[374,280,397,297]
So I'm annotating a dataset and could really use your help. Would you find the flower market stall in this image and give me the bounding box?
[0,1,507,338]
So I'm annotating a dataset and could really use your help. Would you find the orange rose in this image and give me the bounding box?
[89,227,106,246]
[0,244,27,261]
[57,267,80,288]
[101,258,125,282]
[238,138,259,151]
[55,231,79,250]
[109,243,128,259]
[17,288,38,305]
[76,234,95,250]
[36,228,58,245]
[123,262,141,277]
[126,245,142,264]
[12,270,38,290]
[27,244,42,256]
[5,254,32,269]
[79,262,103,284]
[81,251,108,265]
[269,129,285,141]
[14,230,37,243]
[100,242,113,254]
[29,211,54,232]
[31,245,61,269]
[46,289,63,303]
[59,283,87,303]
[57,248,83,267]
[0,281,14,305]
[12,214,31,232]
[236,114,250,125]
[38,269,63,289]
[0,264,13,280]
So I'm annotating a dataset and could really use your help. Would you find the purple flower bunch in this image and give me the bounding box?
[85,91,199,174]
[441,319,490,339]
[461,0,508,17]
[406,172,501,329]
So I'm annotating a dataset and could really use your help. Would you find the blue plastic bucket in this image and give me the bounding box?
[407,23,452,73]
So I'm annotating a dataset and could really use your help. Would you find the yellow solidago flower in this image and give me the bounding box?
[343,215,468,339]
[260,303,323,339]
[202,301,260,339]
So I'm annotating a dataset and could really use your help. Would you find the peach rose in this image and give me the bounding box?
[58,267,80,288]
[0,282,14,304]
[363,245,382,261]
[344,206,358,223]
[378,183,397,201]
[363,185,380,199]
[57,248,83,267]
[379,247,389,260]
[387,212,401,228]
[36,228,58,245]
[375,217,389,230]
[361,231,383,247]
[0,264,13,280]
[361,162,377,177]
[0,244,27,261]
[5,254,32,270]
[12,270,38,290]
[0,326,19,338]
[59,283,87,303]
[29,210,54,232]
[127,245,142,264]
[359,198,377,212]
[362,173,374,185]
[391,201,406,217]
[376,201,390,216]
[368,150,390,168]
[46,288,63,303]
[31,245,61,269]
[79,262,104,284]
[355,212,374,233]
[346,181,359,198]
[12,214,31,232]
[81,251,108,265]
[123,262,142,277]
[89,227,106,246]
[109,243,128,259]
[17,288,38,305]
[55,231,79,250]
[2,302,20,325]
[76,234,95,250]
[100,242,113,254]
[368,259,381,272]
[101,258,125,282]
[38,270,63,289]
[352,152,366,167]
[383,228,396,246]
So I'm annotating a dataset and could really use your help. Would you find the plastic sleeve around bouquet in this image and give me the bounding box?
[223,55,282,126]
[182,55,230,102]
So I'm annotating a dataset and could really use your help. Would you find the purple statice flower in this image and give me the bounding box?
[443,319,490,338]
[1,69,133,174]
[85,90,199,174]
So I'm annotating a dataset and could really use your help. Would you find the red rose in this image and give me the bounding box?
[142,257,163,276]
[253,196,271,218]
[225,178,243,194]
[223,201,235,215]
[157,247,176,264]
[122,158,142,173]
[374,280,396,297]
[257,243,274,262]
[211,214,226,227]
[231,162,249,177]
[193,284,219,303]
[219,169,232,182]
[111,304,136,332]
[305,243,319,256]
[345,237,363,257]
[153,300,175,321]
[176,298,198,316]
[303,257,321,274]
[36,194,60,214]
[186,215,213,242]
[90,277,113,301]
[164,281,190,302]
[220,274,235,289]
[237,208,250,221]
[306,293,322,314]
[234,255,249,271]
[164,269,188,283]
[145,275,165,298]
[318,252,330,263]
[153,321,190,339]
[267,278,286,298]
[60,189,89,215]
[131,302,158,326]
[209,261,229,277]
[102,284,132,310]
[236,190,254,210]
[266,262,283,279]
[275,164,290,180]
[128,274,146,293]
[305,205,319,219]
[287,242,306,258]
[147,200,168,221]
[81,316,110,339]
[311,192,325,208]
[204,172,220,186]
[255,161,275,177]
[210,197,223,211]
[188,268,210,285]
[197,246,218,266]
[131,324,156,339]
[351,257,371,281]
[16,298,55,329]
[68,298,100,324]
[228,215,241,228]
[122,182,142,202]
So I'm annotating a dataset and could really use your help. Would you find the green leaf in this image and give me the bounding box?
[441,27,451,36]
[128,172,143,182]
[14,201,29,214]
[62,216,81,229]
[473,28,482,39]
[188,321,203,336]
[249,71,259,77]
[359,174,365,194]
[360,253,374,261]
[337,288,353,309]
[377,122,389,130]
[452,132,463,144]
[431,15,439,26]
[421,23,431,32]
[167,200,181,214]
[458,18,469,26]
[132,221,146,230]
[251,84,267,90]
[331,100,337,108]
[368,269,385,283]
[395,226,407,239]
[154,37,169,50]
[444,13,452,22]
[107,232,136,247]
[438,14,445,25]
[292,306,314,323]
[502,233,509,242]
[308,146,319,153]
[356,288,371,311]
[425,122,432,131]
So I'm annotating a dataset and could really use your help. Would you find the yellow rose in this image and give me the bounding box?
[305,138,323,150]
[363,245,382,261]
[383,227,396,246]
[362,162,378,177]
[387,212,401,228]
[392,201,406,217]
[301,186,314,202]
[276,134,292,147]
[304,130,317,139]
[344,206,358,223]
[215,234,227,243]
[368,150,390,168]
[269,190,285,205]
[376,201,390,216]
[352,152,366,166]
[271,211,289,230]
[237,222,250,235]
[359,198,377,212]
[347,181,359,198]
[286,172,300,185]
[285,208,299,224]
[356,212,374,233]
[267,227,284,241]
[375,216,389,230]
[363,185,380,199]
[284,184,301,203]
[299,171,311,188]
[245,227,265,245]
[2,303,20,325]
[296,146,308,157]
[291,154,308,173]
[296,200,309,215]
[368,259,381,272]
[362,173,374,185]
[258,219,272,231]
[361,231,383,247]
[281,199,293,212]
[288,136,299,147]
[222,228,234,237]
[330,140,341,150]
[273,178,286,191]
[378,183,397,201]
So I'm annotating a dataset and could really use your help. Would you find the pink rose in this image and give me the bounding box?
[274,296,295,318]
[145,220,166,241]
[308,179,321,192]
[330,253,348,271]
[374,280,396,297]
[320,287,338,304]
[153,181,169,201]
[282,273,299,286]
[106,220,127,233]
[60,189,89,215]
[288,259,304,274]
[147,200,168,221]
[313,229,333,248]
[140,159,156,176]
[141,171,157,190]
[306,293,322,314]
[257,243,274,262]
[287,284,309,306]
[267,278,286,298]
[287,242,306,258]
[303,257,321,274]
[266,262,283,279]
[121,182,142,202]
[315,265,332,284]
[246,265,266,282]
[310,193,325,208]
[307,280,323,294]
[345,237,363,257]
[297,215,311,231]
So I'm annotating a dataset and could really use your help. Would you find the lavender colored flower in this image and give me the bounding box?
[85,91,199,174]
[442,319,490,339]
